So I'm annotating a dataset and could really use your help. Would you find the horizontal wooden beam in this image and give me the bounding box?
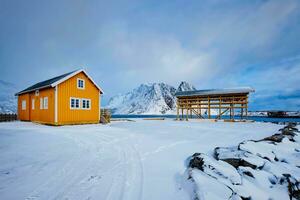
[178,101,248,105]
[178,106,248,109]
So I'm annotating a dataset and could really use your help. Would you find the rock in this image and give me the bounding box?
[190,153,242,186]
[279,174,300,200]
[189,156,204,170]
[281,128,296,136]
[279,123,299,135]
[191,169,234,200]
[215,147,264,169]
[286,175,300,200]
[239,169,254,178]
[222,158,257,169]
[286,122,297,129]
[261,133,285,143]
[240,197,251,200]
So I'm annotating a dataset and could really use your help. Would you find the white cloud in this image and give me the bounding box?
[98,23,218,85]
[97,0,300,90]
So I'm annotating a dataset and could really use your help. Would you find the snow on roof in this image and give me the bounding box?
[15,69,103,95]
[175,87,255,97]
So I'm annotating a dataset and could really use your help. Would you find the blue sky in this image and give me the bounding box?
[0,0,300,110]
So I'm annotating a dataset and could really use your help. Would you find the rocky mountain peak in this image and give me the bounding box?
[177,81,196,92]
[107,81,196,114]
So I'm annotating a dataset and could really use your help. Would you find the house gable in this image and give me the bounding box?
[51,69,103,94]
[56,71,100,124]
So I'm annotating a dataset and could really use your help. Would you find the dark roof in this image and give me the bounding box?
[16,70,76,95]
[175,87,254,97]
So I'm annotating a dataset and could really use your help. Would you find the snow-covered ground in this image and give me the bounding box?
[0,120,282,200]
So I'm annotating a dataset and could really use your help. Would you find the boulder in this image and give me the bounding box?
[189,154,204,170]
[261,133,285,143]
[215,147,264,169]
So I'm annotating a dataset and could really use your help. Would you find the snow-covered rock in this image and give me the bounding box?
[107,82,196,114]
[215,146,266,169]
[0,80,17,113]
[189,153,242,185]
[186,123,300,200]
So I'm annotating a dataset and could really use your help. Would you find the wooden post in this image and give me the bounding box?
[199,100,202,118]
[232,105,234,120]
[186,109,188,121]
[208,96,211,119]
[245,95,248,118]
[176,104,179,120]
[241,96,245,119]
[186,99,189,121]
[219,96,221,120]
[241,108,244,119]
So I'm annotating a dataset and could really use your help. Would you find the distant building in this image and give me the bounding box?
[267,111,287,118]
[15,69,103,125]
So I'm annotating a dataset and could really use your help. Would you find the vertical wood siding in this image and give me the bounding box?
[18,88,55,123]
[57,72,100,124]
[29,88,55,124]
[17,93,30,120]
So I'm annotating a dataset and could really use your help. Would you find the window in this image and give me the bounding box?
[32,99,35,110]
[22,100,26,110]
[43,97,48,109]
[82,99,86,108]
[71,98,75,108]
[75,99,80,108]
[70,97,80,109]
[70,98,91,110]
[40,98,43,109]
[77,78,85,89]
[82,99,91,109]
[86,99,90,109]
[35,90,39,96]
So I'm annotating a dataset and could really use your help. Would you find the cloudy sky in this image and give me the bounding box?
[0,0,300,110]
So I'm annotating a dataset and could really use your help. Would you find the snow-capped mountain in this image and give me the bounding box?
[0,80,17,113]
[107,82,196,114]
[176,81,196,92]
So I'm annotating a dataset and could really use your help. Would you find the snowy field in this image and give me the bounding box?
[0,120,282,200]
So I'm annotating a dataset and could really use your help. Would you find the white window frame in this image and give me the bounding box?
[43,97,48,109]
[70,97,81,109]
[70,98,75,109]
[40,97,43,109]
[32,99,35,110]
[22,100,26,110]
[81,98,91,110]
[77,78,85,89]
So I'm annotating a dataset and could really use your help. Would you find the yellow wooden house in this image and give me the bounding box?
[15,69,103,125]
